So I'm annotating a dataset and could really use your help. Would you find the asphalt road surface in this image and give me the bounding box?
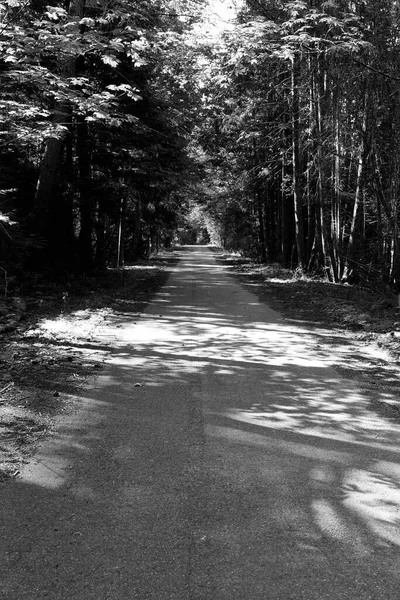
[2,246,400,600]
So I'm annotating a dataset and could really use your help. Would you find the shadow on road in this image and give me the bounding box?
[2,246,400,599]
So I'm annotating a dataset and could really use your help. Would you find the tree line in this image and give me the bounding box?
[2,0,400,292]
[194,0,400,287]
[0,0,201,280]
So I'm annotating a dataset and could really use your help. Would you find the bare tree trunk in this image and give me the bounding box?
[306,55,315,265]
[94,198,106,268]
[266,187,278,261]
[257,193,267,262]
[343,89,369,280]
[117,196,126,268]
[331,83,341,281]
[128,196,142,261]
[291,54,307,270]
[281,157,293,266]
[77,115,93,272]
[312,61,337,280]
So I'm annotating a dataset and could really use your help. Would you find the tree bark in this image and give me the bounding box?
[291,54,307,270]
[281,158,294,266]
[117,196,126,268]
[330,83,341,281]
[77,115,93,272]
[343,88,369,280]
[33,113,67,240]
[33,0,85,271]
[128,196,142,261]
[257,193,267,262]
[311,62,337,280]
[94,197,106,269]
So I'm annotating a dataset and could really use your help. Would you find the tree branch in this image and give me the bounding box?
[350,55,400,83]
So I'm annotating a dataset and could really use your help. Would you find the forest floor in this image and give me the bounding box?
[1,247,400,482]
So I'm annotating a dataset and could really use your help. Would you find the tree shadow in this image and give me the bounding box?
[3,246,400,599]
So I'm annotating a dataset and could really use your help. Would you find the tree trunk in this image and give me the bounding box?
[343,89,369,280]
[257,193,267,262]
[311,63,336,279]
[128,196,142,261]
[33,0,85,271]
[291,53,307,270]
[117,196,126,268]
[33,116,67,240]
[266,187,278,261]
[77,115,93,272]
[331,83,341,281]
[94,198,106,269]
[281,160,294,266]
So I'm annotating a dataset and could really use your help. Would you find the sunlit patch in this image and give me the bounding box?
[20,454,71,489]
[31,308,112,334]
[123,264,159,271]
[312,498,370,556]
[223,398,370,445]
[342,468,400,547]
[312,498,348,541]
[111,312,333,369]
[310,465,335,485]
[85,271,400,450]
[375,460,400,481]
[18,244,400,529]
[207,424,353,464]
[219,370,400,446]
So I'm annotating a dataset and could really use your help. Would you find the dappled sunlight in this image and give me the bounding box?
[225,382,400,447]
[208,423,400,557]
[28,307,114,341]
[311,498,371,557]
[106,246,400,559]
[19,394,110,490]
[108,313,330,369]
[11,246,400,590]
[21,452,72,490]
[207,424,354,464]
[81,247,400,562]
[343,467,400,547]
[122,264,160,271]
[100,297,400,451]
[312,498,352,541]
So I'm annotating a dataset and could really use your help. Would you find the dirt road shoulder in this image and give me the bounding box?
[217,254,400,421]
[0,254,177,482]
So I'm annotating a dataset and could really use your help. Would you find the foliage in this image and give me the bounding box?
[0,0,204,273]
[3,0,400,289]
[185,0,400,287]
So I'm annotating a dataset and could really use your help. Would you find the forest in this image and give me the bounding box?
[1,0,400,291]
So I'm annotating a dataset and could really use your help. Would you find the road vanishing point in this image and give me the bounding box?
[2,246,400,600]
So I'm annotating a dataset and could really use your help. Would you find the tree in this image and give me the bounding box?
[187,0,400,288]
[1,0,202,274]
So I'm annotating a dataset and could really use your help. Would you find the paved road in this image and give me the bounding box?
[2,246,400,599]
